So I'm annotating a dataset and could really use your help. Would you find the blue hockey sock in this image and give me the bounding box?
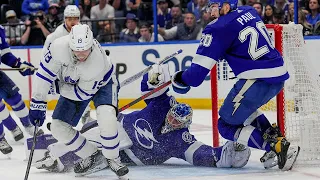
[250,113,272,133]
[247,128,271,152]
[0,122,4,139]
[0,101,18,131]
[218,118,270,151]
[5,93,30,127]
[2,116,18,131]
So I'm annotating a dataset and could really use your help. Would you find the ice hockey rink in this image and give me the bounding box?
[0,110,320,180]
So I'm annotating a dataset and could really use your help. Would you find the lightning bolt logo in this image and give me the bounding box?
[231,80,256,116]
[133,119,159,149]
[232,95,244,115]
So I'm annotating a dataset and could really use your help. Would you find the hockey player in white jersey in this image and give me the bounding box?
[43,4,94,126]
[27,64,251,174]
[43,5,80,50]
[29,24,129,179]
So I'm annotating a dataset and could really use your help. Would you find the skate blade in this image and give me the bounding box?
[281,146,300,171]
[75,163,108,177]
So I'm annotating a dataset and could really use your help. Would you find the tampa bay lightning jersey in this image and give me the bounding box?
[181,6,289,87]
[119,74,222,166]
[0,26,19,67]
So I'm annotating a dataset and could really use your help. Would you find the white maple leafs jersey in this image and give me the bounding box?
[43,24,69,53]
[33,35,114,101]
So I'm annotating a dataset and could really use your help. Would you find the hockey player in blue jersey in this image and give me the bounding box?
[26,64,251,173]
[0,25,43,155]
[170,0,300,171]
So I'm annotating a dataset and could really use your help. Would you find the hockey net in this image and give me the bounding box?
[211,23,320,165]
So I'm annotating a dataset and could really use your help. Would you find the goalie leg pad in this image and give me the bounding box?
[216,141,251,168]
[97,105,120,159]
[51,119,97,159]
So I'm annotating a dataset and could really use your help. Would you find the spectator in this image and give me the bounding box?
[199,11,211,28]
[247,0,258,6]
[45,3,63,33]
[138,22,164,42]
[287,2,294,22]
[158,12,202,40]
[274,0,289,17]
[165,5,183,29]
[157,0,172,28]
[96,20,116,43]
[187,0,197,13]
[273,8,285,24]
[79,4,92,29]
[263,4,275,24]
[81,0,95,17]
[306,0,320,25]
[90,0,115,36]
[299,9,314,35]
[21,11,51,45]
[137,0,153,22]
[125,0,141,15]
[119,13,140,42]
[90,0,115,19]
[21,0,49,16]
[253,2,264,18]
[187,0,207,21]
[4,10,25,46]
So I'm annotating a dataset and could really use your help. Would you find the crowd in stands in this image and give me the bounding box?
[0,0,319,45]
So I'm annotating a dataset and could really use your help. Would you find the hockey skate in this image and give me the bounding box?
[269,137,300,171]
[260,151,277,169]
[10,126,24,141]
[0,137,13,155]
[33,151,63,172]
[74,150,108,176]
[24,124,44,137]
[107,157,129,179]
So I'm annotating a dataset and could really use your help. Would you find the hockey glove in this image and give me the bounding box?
[148,64,170,87]
[29,99,47,126]
[171,71,190,94]
[15,60,36,76]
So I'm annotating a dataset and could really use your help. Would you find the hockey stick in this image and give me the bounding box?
[77,81,172,133]
[24,121,39,180]
[0,68,38,71]
[119,49,182,88]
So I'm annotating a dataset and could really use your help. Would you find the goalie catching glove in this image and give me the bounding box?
[147,64,171,87]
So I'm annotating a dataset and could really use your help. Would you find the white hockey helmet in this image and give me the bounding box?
[69,24,93,51]
[64,5,80,18]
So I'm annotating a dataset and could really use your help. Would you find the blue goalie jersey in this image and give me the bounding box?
[182,6,289,87]
[119,75,221,166]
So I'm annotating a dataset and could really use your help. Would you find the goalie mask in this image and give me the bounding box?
[161,103,193,134]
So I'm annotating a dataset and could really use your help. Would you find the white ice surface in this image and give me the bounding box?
[0,110,320,180]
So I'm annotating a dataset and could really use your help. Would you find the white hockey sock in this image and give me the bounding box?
[97,105,120,159]
[51,120,97,159]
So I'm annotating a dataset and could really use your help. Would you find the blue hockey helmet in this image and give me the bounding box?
[207,0,238,10]
[161,103,193,134]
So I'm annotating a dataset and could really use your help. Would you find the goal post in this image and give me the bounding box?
[211,23,320,165]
